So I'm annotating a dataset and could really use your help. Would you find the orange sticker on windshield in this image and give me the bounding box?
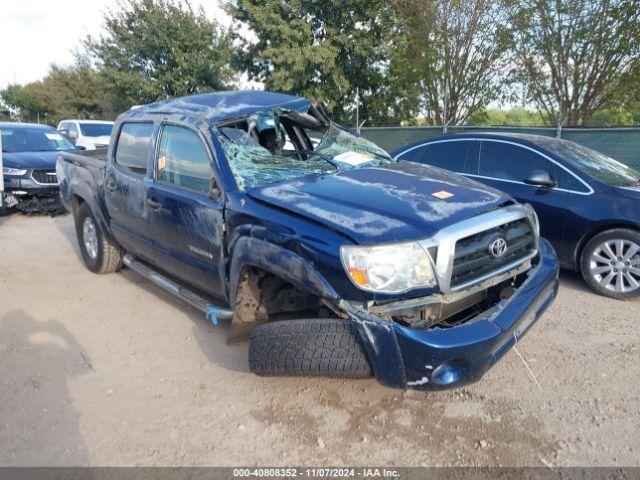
[158,156,166,170]
[432,190,454,199]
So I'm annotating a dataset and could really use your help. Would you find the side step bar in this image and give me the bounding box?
[123,254,234,322]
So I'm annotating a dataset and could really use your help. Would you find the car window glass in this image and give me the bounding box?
[479,142,553,182]
[424,141,472,173]
[0,128,75,152]
[68,123,79,135]
[157,125,212,194]
[80,123,113,137]
[397,144,428,162]
[541,138,640,188]
[114,122,153,175]
[218,111,391,190]
[555,167,588,191]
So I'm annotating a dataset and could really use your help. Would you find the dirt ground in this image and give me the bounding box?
[1,213,639,467]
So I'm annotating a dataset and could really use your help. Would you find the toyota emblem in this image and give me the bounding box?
[489,237,508,258]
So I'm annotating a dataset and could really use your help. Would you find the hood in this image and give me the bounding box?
[247,161,511,244]
[1,150,63,170]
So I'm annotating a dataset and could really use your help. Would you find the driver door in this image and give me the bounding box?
[475,140,569,259]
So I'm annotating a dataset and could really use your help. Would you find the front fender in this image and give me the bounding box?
[228,236,340,306]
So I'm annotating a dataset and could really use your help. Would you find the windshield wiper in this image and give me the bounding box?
[282,149,340,169]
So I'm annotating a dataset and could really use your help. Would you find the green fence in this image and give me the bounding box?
[361,126,640,170]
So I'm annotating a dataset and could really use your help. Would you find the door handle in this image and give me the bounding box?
[146,198,162,210]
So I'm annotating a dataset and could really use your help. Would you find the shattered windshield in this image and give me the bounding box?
[217,110,393,190]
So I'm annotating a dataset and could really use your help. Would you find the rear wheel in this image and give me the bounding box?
[75,203,123,274]
[249,318,373,378]
[580,229,640,300]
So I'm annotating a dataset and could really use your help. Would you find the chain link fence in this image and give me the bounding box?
[361,126,640,170]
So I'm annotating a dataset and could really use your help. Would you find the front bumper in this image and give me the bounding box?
[346,238,559,390]
[1,174,62,213]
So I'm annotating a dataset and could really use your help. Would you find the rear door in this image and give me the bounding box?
[104,121,155,261]
[146,123,226,299]
[473,140,571,256]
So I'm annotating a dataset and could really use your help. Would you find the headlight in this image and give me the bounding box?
[3,167,28,176]
[341,242,436,294]
[523,203,540,236]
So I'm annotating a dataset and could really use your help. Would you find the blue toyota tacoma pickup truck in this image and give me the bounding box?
[57,91,559,390]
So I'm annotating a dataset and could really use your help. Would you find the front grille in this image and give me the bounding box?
[31,170,58,184]
[450,219,536,288]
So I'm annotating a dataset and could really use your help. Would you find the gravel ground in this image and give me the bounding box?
[1,213,639,467]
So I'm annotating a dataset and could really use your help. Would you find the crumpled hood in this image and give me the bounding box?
[248,161,511,244]
[2,150,62,170]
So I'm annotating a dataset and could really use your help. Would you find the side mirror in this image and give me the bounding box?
[209,177,222,202]
[76,145,87,151]
[524,170,556,188]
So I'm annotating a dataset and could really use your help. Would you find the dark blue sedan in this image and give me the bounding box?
[392,133,640,299]
[1,122,77,214]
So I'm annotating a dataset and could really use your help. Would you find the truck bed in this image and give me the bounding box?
[59,148,109,168]
[56,148,109,218]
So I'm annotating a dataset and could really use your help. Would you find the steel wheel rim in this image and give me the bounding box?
[82,217,99,260]
[589,239,640,293]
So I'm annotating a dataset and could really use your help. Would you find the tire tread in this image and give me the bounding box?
[249,318,373,378]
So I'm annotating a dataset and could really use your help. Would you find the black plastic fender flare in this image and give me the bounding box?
[228,236,339,307]
[68,179,117,245]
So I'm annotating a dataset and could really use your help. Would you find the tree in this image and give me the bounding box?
[0,63,113,125]
[390,0,512,126]
[0,83,46,123]
[505,0,640,127]
[227,0,413,126]
[85,0,235,112]
[467,108,546,126]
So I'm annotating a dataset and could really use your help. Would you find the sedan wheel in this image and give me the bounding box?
[582,230,640,299]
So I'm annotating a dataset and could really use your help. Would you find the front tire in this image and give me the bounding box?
[249,318,373,379]
[75,203,123,274]
[580,229,640,300]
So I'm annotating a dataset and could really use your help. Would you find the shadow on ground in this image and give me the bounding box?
[117,268,249,375]
[52,214,248,375]
[0,310,90,466]
[558,269,592,294]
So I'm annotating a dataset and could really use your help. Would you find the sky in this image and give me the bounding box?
[0,0,232,88]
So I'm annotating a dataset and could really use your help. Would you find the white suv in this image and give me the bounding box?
[57,120,113,150]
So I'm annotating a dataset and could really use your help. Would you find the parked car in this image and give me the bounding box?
[57,119,114,150]
[0,122,77,214]
[57,91,558,390]
[392,133,640,299]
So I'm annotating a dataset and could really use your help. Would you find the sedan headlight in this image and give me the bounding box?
[341,242,436,294]
[3,167,28,176]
